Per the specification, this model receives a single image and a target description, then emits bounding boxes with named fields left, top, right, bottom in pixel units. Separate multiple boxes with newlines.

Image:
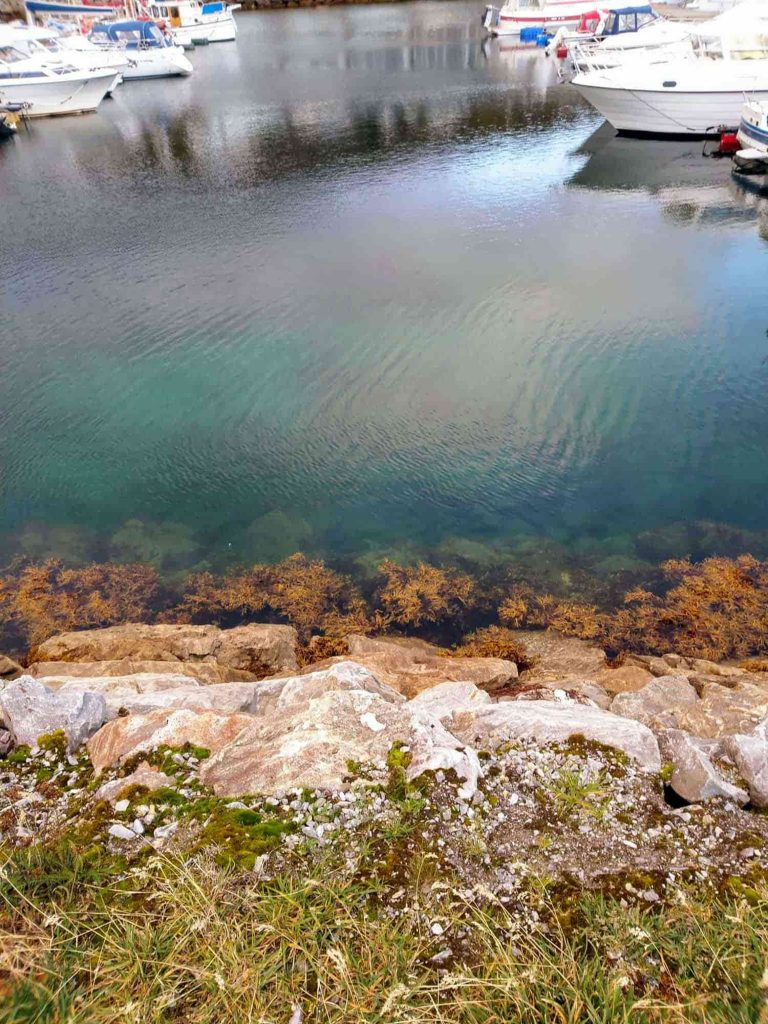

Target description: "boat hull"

left=205, top=16, right=237, bottom=42
left=490, top=0, right=598, bottom=36
left=575, top=81, right=768, bottom=135
left=120, top=48, right=193, bottom=79
left=0, top=69, right=115, bottom=117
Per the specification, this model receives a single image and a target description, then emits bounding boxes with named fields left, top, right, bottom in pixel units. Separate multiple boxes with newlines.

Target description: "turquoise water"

left=2, top=2, right=768, bottom=572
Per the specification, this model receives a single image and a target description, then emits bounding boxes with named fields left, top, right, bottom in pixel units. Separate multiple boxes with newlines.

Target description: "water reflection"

left=2, top=4, right=768, bottom=566
left=570, top=123, right=768, bottom=237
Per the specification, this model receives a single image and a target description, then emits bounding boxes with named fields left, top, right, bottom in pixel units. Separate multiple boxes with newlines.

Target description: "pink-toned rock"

left=673, top=680, right=768, bottom=739
left=512, top=630, right=606, bottom=682
left=28, top=659, right=257, bottom=684
left=87, top=709, right=253, bottom=772
left=32, top=623, right=298, bottom=679
left=200, top=689, right=479, bottom=799
left=296, top=634, right=517, bottom=699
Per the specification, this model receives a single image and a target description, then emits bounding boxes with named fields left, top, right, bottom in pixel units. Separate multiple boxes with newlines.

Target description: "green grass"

left=1, top=842, right=767, bottom=1024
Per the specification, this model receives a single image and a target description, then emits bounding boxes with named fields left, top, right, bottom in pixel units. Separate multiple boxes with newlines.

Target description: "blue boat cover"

left=90, top=18, right=167, bottom=44
left=201, top=2, right=226, bottom=12
left=26, top=0, right=116, bottom=12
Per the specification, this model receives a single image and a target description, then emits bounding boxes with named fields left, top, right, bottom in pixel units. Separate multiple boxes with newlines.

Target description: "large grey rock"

left=200, top=689, right=480, bottom=800
left=87, top=708, right=255, bottom=772
left=296, top=635, right=517, bottom=698
left=0, top=675, right=107, bottom=751
left=32, top=623, right=298, bottom=679
left=449, top=702, right=661, bottom=771
left=407, top=681, right=492, bottom=726
left=671, top=680, right=768, bottom=738
left=611, top=676, right=699, bottom=731
left=659, top=729, right=749, bottom=805
left=720, top=719, right=768, bottom=808
left=29, top=659, right=258, bottom=685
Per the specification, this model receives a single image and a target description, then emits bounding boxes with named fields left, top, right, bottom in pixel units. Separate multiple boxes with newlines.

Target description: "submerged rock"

left=449, top=702, right=661, bottom=771
left=200, top=688, right=480, bottom=799
left=0, top=655, right=23, bottom=681
left=32, top=623, right=299, bottom=679
left=0, top=676, right=106, bottom=752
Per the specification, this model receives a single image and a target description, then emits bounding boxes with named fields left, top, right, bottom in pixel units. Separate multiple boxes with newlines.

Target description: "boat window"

left=0, top=45, right=28, bottom=63
left=170, top=7, right=180, bottom=17
left=636, top=12, right=655, bottom=29
left=113, top=28, right=143, bottom=41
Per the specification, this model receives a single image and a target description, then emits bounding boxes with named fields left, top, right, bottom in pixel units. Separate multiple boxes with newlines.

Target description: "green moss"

left=385, top=742, right=414, bottom=803
left=37, top=730, right=68, bottom=759
left=7, top=744, right=31, bottom=765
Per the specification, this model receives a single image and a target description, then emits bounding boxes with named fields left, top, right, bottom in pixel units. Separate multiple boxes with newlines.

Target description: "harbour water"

left=2, top=1, right=768, bottom=571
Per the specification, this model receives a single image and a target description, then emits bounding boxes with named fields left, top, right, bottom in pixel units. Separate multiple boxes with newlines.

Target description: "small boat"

left=89, top=19, right=193, bottom=78
left=737, top=96, right=768, bottom=151
left=143, top=0, right=239, bottom=46
left=483, top=0, right=602, bottom=37
left=0, top=34, right=117, bottom=115
left=572, top=0, right=768, bottom=136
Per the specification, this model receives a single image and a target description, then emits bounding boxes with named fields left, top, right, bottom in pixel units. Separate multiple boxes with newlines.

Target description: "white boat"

left=7, top=24, right=131, bottom=80
left=567, top=9, right=694, bottom=69
left=146, top=0, right=239, bottom=45
left=573, top=0, right=768, bottom=135
left=483, top=0, right=601, bottom=37
left=0, top=37, right=116, bottom=115
left=737, top=95, right=768, bottom=149
left=89, top=19, right=193, bottom=78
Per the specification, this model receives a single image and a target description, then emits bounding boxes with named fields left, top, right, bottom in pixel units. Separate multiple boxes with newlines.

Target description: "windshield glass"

left=0, top=45, right=28, bottom=63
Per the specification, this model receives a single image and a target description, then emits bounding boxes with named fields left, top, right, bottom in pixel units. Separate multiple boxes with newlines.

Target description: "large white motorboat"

left=89, top=19, right=193, bottom=78
left=483, top=0, right=602, bottom=37
left=567, top=8, right=694, bottom=70
left=7, top=24, right=131, bottom=79
left=145, top=0, right=239, bottom=45
left=572, top=0, right=768, bottom=135
left=0, top=34, right=116, bottom=115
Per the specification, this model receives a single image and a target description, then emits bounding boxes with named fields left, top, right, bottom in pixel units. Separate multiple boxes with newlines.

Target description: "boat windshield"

left=604, top=9, right=656, bottom=34
left=0, top=45, right=28, bottom=63
left=112, top=24, right=164, bottom=44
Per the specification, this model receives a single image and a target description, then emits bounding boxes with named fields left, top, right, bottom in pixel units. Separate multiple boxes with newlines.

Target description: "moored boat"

left=483, top=0, right=601, bottom=37
left=145, top=0, right=239, bottom=45
left=0, top=33, right=117, bottom=115
left=737, top=96, right=768, bottom=151
left=572, top=0, right=768, bottom=136
left=89, top=19, right=193, bottom=78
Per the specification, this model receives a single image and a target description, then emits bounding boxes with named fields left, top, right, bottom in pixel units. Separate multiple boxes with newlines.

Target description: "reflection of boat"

left=570, top=121, right=768, bottom=227
left=90, top=20, right=193, bottom=78
left=0, top=32, right=117, bottom=116
left=483, top=0, right=602, bottom=37
left=573, top=1, right=768, bottom=135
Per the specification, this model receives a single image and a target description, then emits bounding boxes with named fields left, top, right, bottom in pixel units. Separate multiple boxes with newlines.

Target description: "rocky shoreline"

left=2, top=622, right=767, bottom=1019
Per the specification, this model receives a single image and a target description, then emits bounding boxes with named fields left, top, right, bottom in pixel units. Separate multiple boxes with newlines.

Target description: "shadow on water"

left=569, top=122, right=768, bottom=237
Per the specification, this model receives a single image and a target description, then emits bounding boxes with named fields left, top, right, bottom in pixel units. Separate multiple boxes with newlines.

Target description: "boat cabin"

left=147, top=0, right=204, bottom=30
left=90, top=19, right=171, bottom=47
left=601, top=5, right=657, bottom=36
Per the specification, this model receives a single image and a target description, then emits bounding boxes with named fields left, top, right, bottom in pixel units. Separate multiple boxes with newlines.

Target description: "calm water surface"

left=2, top=2, right=768, bottom=569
